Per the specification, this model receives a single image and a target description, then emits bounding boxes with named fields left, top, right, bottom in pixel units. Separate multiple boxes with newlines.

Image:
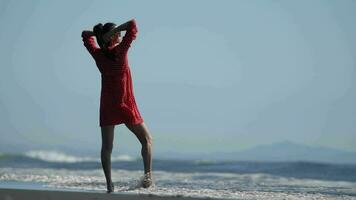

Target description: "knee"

left=142, top=135, right=153, bottom=147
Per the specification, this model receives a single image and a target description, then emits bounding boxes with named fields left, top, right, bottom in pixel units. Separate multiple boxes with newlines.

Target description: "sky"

left=0, top=0, right=355, bottom=157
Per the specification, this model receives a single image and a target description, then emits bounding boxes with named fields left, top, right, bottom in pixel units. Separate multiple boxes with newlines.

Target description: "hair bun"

left=93, top=23, right=103, bottom=35
left=93, top=23, right=106, bottom=49
left=103, top=22, right=116, bottom=34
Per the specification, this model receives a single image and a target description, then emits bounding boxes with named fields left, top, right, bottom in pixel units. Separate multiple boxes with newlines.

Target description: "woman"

left=81, top=19, right=153, bottom=192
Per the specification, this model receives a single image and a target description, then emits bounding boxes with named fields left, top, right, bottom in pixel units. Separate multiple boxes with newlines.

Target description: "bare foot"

left=141, top=172, right=153, bottom=188
left=106, top=182, right=114, bottom=193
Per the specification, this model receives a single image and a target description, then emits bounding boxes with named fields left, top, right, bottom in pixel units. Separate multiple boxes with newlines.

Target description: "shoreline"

left=0, top=187, right=216, bottom=200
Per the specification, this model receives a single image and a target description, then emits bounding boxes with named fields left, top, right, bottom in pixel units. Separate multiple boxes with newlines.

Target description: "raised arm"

left=119, top=19, right=138, bottom=51
left=102, top=19, right=138, bottom=50
left=102, top=19, right=134, bottom=43
left=81, top=30, right=100, bottom=57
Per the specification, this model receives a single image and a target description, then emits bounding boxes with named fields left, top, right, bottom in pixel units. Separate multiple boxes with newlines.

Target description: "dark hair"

left=93, top=22, right=117, bottom=61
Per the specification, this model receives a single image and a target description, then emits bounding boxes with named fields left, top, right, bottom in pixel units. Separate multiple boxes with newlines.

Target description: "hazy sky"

left=0, top=0, right=355, bottom=156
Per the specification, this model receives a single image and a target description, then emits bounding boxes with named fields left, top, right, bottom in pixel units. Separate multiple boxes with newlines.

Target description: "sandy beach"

left=0, top=188, right=213, bottom=200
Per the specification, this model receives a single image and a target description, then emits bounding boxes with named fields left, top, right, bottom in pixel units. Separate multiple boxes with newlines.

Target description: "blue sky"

left=0, top=0, right=355, bottom=156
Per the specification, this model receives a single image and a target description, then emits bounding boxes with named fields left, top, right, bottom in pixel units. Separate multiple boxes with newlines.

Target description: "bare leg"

left=101, top=125, right=115, bottom=192
left=125, top=122, right=153, bottom=174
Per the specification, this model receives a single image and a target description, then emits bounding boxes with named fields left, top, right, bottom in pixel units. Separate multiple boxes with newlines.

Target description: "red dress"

left=82, top=19, right=144, bottom=127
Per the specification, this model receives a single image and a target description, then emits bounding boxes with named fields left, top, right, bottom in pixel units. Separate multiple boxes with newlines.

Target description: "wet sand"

left=0, top=188, right=214, bottom=200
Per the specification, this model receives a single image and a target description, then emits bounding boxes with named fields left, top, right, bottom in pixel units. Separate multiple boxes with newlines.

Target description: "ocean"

left=0, top=150, right=355, bottom=199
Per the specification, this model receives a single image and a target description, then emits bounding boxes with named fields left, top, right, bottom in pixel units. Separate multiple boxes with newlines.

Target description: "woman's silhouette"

left=81, top=19, right=153, bottom=192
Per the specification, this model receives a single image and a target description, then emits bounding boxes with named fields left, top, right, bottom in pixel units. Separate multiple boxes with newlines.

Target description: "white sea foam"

left=24, top=150, right=136, bottom=163
left=0, top=167, right=355, bottom=199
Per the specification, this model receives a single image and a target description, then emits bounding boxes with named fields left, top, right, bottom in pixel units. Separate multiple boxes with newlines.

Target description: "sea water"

left=0, top=150, right=355, bottom=199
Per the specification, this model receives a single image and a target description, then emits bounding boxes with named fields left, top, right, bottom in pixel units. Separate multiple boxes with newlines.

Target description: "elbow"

left=129, top=18, right=136, bottom=24
left=81, top=31, right=87, bottom=38
left=81, top=30, right=94, bottom=38
left=129, top=19, right=137, bottom=29
left=128, top=19, right=138, bottom=34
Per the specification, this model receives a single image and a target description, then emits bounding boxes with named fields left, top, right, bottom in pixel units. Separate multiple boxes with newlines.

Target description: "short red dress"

left=82, top=19, right=144, bottom=127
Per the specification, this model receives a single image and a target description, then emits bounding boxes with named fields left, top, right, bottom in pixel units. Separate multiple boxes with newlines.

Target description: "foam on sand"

left=1, top=167, right=355, bottom=199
